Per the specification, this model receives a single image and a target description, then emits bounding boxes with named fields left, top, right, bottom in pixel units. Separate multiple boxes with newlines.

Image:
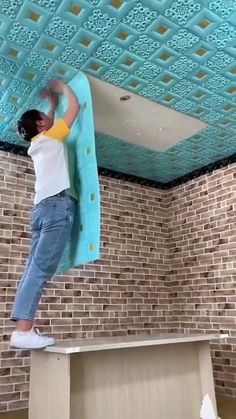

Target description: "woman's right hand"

left=48, top=80, right=79, bottom=128
left=39, top=87, right=59, bottom=106
left=48, top=79, right=66, bottom=94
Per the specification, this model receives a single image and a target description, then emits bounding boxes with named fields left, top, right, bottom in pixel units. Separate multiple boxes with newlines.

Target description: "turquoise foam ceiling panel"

left=51, top=72, right=100, bottom=273
left=0, top=0, right=235, bottom=183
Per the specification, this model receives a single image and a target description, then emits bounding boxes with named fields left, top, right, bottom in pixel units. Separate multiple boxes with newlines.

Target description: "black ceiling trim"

left=99, top=153, right=236, bottom=189
left=98, top=167, right=166, bottom=188
left=165, top=153, right=236, bottom=188
left=1, top=141, right=235, bottom=189
left=0, top=140, right=28, bottom=156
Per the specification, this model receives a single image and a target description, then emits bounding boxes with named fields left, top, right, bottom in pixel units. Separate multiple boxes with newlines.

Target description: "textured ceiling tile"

left=135, top=61, right=162, bottom=81
left=84, top=8, right=118, bottom=37
left=0, top=41, right=28, bottom=66
left=203, top=74, right=229, bottom=91
left=7, top=22, right=40, bottom=48
left=103, top=0, right=135, bottom=17
left=101, top=66, right=128, bottom=85
left=164, top=0, right=201, bottom=25
left=71, top=28, right=101, bottom=53
left=206, top=51, right=235, bottom=72
left=81, top=57, right=107, bottom=77
left=0, top=15, right=13, bottom=37
left=25, top=51, right=54, bottom=72
left=172, top=98, right=195, bottom=113
left=148, top=15, right=179, bottom=42
left=209, top=0, right=235, bottom=19
left=167, top=29, right=199, bottom=53
left=0, top=101, right=18, bottom=116
left=59, top=45, right=87, bottom=66
left=1, top=0, right=24, bottom=19
left=47, top=61, right=78, bottom=82
left=0, top=56, right=19, bottom=76
left=170, top=80, right=197, bottom=96
left=29, top=0, right=61, bottom=12
left=0, top=0, right=235, bottom=183
left=123, top=2, right=157, bottom=32
left=107, top=22, right=138, bottom=48
left=139, top=84, right=164, bottom=101
left=129, top=34, right=160, bottom=59
left=169, top=56, right=198, bottom=77
left=15, top=1, right=52, bottom=31
left=93, top=40, right=123, bottom=64
left=207, top=22, right=236, bottom=50
left=186, top=8, right=222, bottom=38
left=45, top=16, right=78, bottom=43
left=120, top=75, right=146, bottom=92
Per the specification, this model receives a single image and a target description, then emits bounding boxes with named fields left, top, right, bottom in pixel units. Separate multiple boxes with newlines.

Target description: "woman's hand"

left=39, top=86, right=59, bottom=122
left=47, top=79, right=79, bottom=128
left=39, top=88, right=59, bottom=107
left=48, top=79, right=67, bottom=94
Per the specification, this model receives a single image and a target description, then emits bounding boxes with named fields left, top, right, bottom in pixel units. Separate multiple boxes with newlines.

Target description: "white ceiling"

left=90, top=76, right=208, bottom=152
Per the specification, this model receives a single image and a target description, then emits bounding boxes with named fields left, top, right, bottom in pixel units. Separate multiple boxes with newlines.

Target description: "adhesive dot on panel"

left=111, top=0, right=123, bottom=9
left=44, top=42, right=56, bottom=51
left=123, top=58, right=134, bottom=66
left=89, top=243, right=96, bottom=251
left=195, top=71, right=207, bottom=79
left=70, top=5, right=81, bottom=15
left=195, top=48, right=208, bottom=57
left=226, top=86, right=236, bottom=94
left=193, top=91, right=206, bottom=99
left=27, top=11, right=41, bottom=21
left=58, top=67, right=66, bottom=75
left=163, top=95, right=174, bottom=102
left=25, top=72, right=36, bottom=80
left=80, top=37, right=92, bottom=47
left=118, top=31, right=129, bottom=40
left=9, top=48, right=19, bottom=57
left=223, top=104, right=233, bottom=111
left=159, top=51, right=171, bottom=61
left=156, top=25, right=168, bottom=35
left=193, top=107, right=204, bottom=114
left=129, top=80, right=140, bottom=88
left=161, top=75, right=173, bottom=84
left=197, top=19, right=210, bottom=29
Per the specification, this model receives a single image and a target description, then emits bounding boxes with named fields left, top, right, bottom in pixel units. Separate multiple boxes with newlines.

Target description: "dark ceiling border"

left=99, top=152, right=236, bottom=189
left=1, top=140, right=235, bottom=190
left=0, top=140, right=28, bottom=156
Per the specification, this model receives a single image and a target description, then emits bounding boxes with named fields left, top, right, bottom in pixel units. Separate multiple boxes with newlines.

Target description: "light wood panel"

left=29, top=352, right=70, bottom=419
left=71, top=343, right=204, bottom=419
left=29, top=340, right=219, bottom=419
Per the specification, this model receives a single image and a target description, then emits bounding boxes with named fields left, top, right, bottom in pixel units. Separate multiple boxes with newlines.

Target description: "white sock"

left=15, top=329, right=32, bottom=335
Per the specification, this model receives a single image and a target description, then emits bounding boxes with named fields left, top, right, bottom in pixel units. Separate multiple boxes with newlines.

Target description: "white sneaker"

left=10, top=328, right=55, bottom=349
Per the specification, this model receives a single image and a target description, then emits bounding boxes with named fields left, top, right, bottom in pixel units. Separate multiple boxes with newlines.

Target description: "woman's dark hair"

left=17, top=109, right=42, bottom=142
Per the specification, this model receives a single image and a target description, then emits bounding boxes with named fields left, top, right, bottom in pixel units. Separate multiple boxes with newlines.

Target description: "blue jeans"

left=11, top=192, right=76, bottom=321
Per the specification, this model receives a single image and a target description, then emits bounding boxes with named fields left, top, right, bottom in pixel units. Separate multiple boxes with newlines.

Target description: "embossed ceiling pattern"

left=0, top=0, right=235, bottom=182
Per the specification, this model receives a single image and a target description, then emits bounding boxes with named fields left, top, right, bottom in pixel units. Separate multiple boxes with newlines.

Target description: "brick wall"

left=168, top=164, right=236, bottom=397
left=0, top=151, right=172, bottom=412
left=0, top=150, right=235, bottom=411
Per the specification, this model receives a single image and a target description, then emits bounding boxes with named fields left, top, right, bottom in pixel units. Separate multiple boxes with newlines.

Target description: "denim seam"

left=27, top=220, right=72, bottom=319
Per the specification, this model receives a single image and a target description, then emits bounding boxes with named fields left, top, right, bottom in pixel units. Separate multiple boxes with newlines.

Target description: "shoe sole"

left=10, top=342, right=55, bottom=350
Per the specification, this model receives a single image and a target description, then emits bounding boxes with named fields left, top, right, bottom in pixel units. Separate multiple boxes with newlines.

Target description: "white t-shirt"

left=28, top=119, right=71, bottom=205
